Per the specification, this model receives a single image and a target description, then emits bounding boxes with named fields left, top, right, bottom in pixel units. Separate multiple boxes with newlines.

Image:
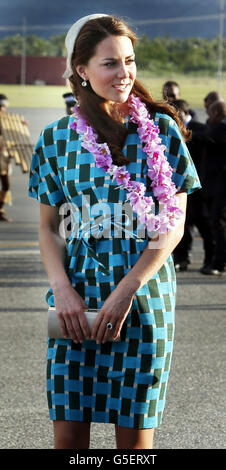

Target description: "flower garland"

left=69, top=94, right=183, bottom=234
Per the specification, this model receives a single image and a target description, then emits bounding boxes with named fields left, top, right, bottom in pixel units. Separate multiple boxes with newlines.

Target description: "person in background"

left=0, top=94, right=12, bottom=222
left=204, top=91, right=222, bottom=119
left=162, top=80, right=180, bottom=102
left=162, top=81, right=198, bottom=121
left=62, top=92, right=76, bottom=115
left=202, top=100, right=226, bottom=275
left=172, top=99, right=214, bottom=272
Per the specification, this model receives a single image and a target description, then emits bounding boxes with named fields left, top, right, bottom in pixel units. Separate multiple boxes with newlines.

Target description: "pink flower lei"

left=70, top=94, right=183, bottom=234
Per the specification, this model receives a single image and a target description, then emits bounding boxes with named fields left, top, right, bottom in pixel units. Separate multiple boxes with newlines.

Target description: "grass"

left=0, top=73, right=225, bottom=108
left=138, top=72, right=226, bottom=108
left=0, top=84, right=69, bottom=108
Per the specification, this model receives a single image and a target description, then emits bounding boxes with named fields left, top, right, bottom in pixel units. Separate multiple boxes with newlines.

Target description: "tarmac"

left=0, top=107, right=225, bottom=450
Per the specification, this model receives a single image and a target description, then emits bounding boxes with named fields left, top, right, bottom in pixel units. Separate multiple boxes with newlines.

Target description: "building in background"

left=0, top=56, right=66, bottom=85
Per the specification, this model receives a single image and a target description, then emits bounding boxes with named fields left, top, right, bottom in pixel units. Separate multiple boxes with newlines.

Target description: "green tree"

left=49, top=34, right=66, bottom=57
left=25, top=35, right=51, bottom=56
left=1, top=34, right=23, bottom=55
left=0, top=33, right=225, bottom=74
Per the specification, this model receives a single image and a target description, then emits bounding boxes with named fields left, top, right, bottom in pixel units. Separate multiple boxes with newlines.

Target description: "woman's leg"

left=53, top=421, right=91, bottom=449
left=115, top=425, right=154, bottom=449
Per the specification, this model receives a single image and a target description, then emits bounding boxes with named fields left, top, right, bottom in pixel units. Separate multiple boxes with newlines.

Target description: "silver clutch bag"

left=48, top=307, right=120, bottom=341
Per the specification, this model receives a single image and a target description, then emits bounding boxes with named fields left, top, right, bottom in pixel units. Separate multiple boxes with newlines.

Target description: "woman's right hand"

left=53, top=285, right=89, bottom=342
left=38, top=204, right=89, bottom=342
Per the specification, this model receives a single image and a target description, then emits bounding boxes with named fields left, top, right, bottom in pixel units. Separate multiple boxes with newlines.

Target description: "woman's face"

left=76, top=35, right=136, bottom=104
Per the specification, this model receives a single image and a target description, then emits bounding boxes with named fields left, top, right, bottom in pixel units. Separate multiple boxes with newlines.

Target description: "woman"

left=28, top=14, right=200, bottom=449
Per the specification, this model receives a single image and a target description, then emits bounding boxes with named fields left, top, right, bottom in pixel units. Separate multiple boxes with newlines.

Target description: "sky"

left=0, top=0, right=225, bottom=38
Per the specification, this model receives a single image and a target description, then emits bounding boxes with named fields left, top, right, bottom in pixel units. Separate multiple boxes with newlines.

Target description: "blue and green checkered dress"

left=28, top=111, right=200, bottom=429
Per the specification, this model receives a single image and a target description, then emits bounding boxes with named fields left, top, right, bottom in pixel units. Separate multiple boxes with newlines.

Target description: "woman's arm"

left=123, top=192, right=187, bottom=289
left=92, top=192, right=187, bottom=343
left=39, top=203, right=89, bottom=342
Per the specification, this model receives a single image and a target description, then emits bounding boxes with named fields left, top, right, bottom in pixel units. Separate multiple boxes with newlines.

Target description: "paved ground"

left=0, top=107, right=225, bottom=449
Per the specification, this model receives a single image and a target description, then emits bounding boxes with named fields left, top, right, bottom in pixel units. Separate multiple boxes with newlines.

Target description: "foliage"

left=135, top=34, right=225, bottom=74
left=0, top=33, right=225, bottom=74
left=0, top=33, right=66, bottom=57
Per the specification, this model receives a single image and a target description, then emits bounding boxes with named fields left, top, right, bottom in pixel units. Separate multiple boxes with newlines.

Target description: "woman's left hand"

left=91, top=286, right=135, bottom=343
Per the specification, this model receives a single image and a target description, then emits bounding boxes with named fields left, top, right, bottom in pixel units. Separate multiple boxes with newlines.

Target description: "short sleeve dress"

left=28, top=110, right=200, bottom=429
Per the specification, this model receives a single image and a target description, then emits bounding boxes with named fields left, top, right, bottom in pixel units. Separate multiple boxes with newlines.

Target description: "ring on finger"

left=106, top=322, right=113, bottom=330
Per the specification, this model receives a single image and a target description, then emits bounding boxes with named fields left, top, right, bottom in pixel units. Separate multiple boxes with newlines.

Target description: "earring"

left=81, top=79, right=87, bottom=87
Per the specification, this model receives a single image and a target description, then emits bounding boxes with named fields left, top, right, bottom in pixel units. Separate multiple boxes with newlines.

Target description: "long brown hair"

left=69, top=16, right=190, bottom=166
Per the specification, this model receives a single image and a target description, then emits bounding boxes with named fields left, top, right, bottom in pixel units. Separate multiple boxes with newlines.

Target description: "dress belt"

left=67, top=215, right=144, bottom=278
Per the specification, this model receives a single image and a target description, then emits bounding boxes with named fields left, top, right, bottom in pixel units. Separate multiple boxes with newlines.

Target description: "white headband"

left=63, top=13, right=109, bottom=79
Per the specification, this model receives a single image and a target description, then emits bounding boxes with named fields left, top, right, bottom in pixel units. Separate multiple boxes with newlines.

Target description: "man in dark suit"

left=172, top=99, right=214, bottom=272
left=202, top=100, right=226, bottom=274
